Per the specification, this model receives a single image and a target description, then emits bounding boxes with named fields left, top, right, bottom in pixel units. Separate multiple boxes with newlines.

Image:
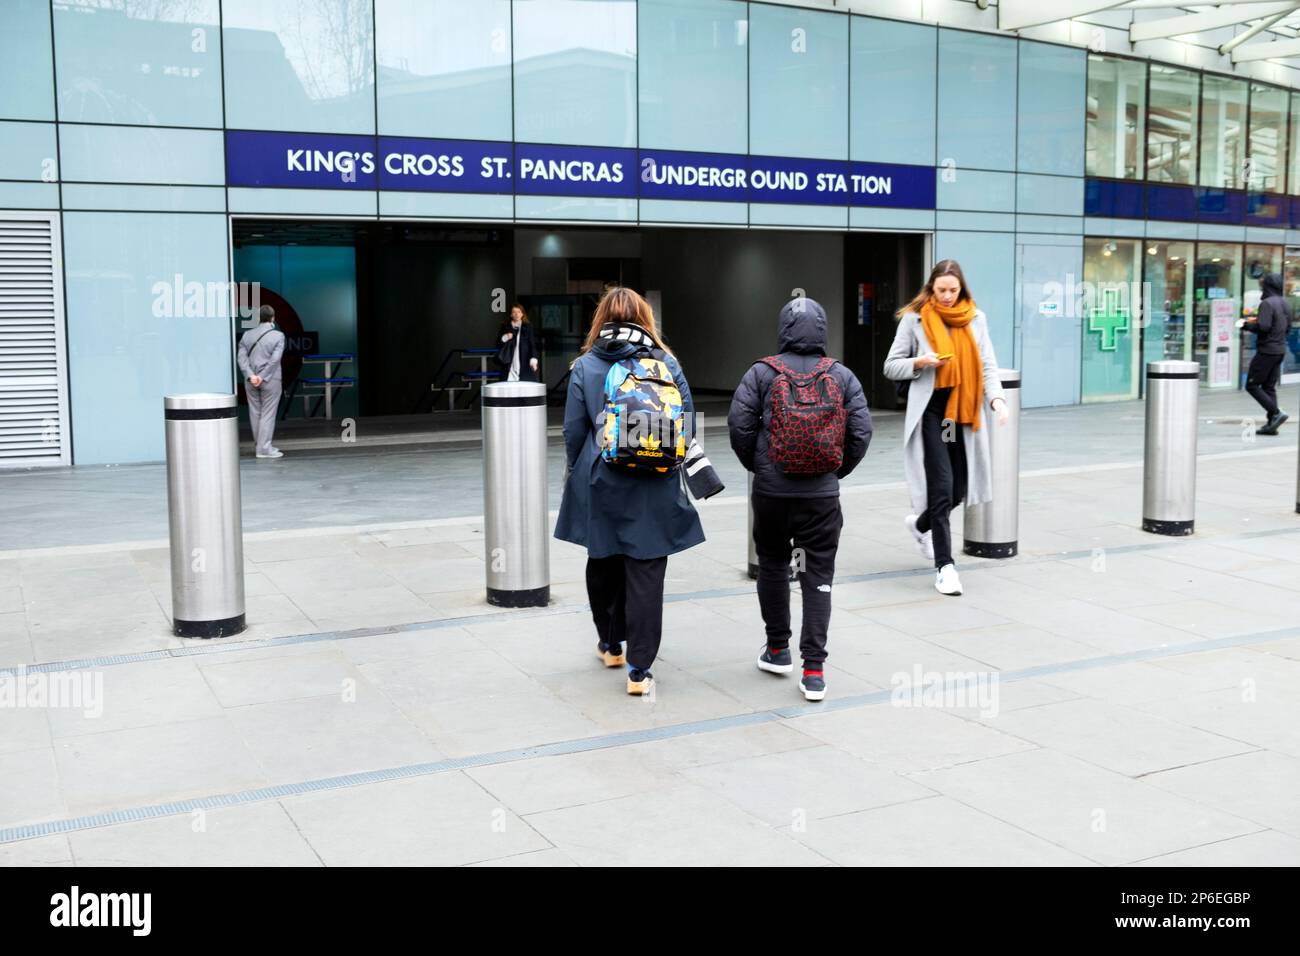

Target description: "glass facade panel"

left=1199, top=74, right=1248, bottom=189
left=850, top=17, right=935, bottom=165
left=223, top=0, right=376, bottom=134
left=1193, top=241, right=1243, bottom=387
left=53, top=0, right=223, bottom=127
left=1290, top=94, right=1300, bottom=197
left=0, top=121, right=57, bottom=181
left=749, top=4, right=847, bottom=160
left=59, top=125, right=225, bottom=185
left=1142, top=240, right=1193, bottom=370
left=1018, top=41, right=1085, bottom=176
left=512, top=0, right=637, bottom=148
left=937, top=30, right=1017, bottom=172
left=1082, top=237, right=1142, bottom=401
left=0, top=0, right=55, bottom=121
left=375, top=0, right=512, bottom=141
left=639, top=0, right=747, bottom=153
left=1086, top=55, right=1146, bottom=180
left=63, top=212, right=232, bottom=464
left=1248, top=83, right=1287, bottom=193
left=1147, top=64, right=1198, bottom=184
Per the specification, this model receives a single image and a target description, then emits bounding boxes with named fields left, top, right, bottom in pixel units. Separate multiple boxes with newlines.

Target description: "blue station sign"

left=225, top=130, right=936, bottom=210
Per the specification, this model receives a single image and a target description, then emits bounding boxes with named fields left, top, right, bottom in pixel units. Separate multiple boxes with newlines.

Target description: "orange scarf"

left=919, top=298, right=983, bottom=431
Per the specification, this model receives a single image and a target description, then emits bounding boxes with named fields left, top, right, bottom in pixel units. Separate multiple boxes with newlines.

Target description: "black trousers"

left=585, top=555, right=667, bottom=672
left=1246, top=352, right=1284, bottom=419
left=752, top=493, right=843, bottom=666
left=915, top=387, right=967, bottom=569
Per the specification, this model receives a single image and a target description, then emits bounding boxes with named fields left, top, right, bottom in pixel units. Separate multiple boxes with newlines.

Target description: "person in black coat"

left=554, top=287, right=705, bottom=697
left=495, top=303, right=539, bottom=382
left=727, top=297, right=873, bottom=702
left=1240, top=272, right=1291, bottom=434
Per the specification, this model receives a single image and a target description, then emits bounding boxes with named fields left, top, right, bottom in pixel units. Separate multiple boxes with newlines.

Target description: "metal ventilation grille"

left=0, top=214, right=69, bottom=466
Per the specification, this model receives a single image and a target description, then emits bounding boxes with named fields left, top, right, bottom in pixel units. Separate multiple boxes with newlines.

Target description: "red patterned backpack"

left=759, top=356, right=846, bottom=475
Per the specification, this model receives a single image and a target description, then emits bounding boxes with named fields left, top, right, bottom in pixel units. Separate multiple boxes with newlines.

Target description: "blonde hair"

left=581, top=286, right=673, bottom=356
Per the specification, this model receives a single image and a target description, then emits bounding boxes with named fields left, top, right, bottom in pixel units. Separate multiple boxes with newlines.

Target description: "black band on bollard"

left=482, top=395, right=547, bottom=407
left=1146, top=371, right=1200, bottom=380
left=487, top=586, right=550, bottom=608
left=964, top=540, right=1018, bottom=559
left=173, top=613, right=246, bottom=639
left=1142, top=517, right=1194, bottom=536
left=164, top=407, right=238, bottom=420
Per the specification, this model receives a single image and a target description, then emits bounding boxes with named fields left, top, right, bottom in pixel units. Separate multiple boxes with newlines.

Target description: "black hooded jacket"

left=727, top=298, right=873, bottom=498
left=1245, top=272, right=1292, bottom=356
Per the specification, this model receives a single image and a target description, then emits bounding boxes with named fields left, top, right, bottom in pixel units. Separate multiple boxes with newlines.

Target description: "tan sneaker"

left=597, top=642, right=625, bottom=667
left=626, top=669, right=654, bottom=696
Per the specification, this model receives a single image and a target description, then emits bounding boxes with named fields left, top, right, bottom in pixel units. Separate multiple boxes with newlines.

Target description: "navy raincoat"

left=554, top=323, right=706, bottom=560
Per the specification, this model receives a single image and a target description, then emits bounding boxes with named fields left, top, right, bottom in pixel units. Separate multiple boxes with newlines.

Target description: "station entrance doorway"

left=229, top=219, right=927, bottom=447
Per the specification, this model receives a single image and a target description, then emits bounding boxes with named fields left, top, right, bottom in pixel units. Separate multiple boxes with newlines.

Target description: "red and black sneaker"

left=757, top=644, right=793, bottom=675
left=800, top=668, right=826, bottom=702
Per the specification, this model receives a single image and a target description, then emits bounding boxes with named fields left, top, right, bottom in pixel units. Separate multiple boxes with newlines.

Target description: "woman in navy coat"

left=554, top=287, right=705, bottom=696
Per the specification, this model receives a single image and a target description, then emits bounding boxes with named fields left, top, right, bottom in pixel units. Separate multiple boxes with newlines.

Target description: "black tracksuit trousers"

left=752, top=492, right=843, bottom=666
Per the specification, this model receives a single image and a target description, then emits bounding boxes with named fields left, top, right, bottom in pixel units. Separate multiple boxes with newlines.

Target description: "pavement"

left=0, top=387, right=1298, bottom=866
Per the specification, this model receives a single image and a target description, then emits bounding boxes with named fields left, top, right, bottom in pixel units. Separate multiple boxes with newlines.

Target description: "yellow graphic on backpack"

left=601, top=355, right=687, bottom=475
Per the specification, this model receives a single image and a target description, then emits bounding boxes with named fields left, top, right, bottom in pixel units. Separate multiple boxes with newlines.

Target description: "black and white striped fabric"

left=683, top=437, right=725, bottom=500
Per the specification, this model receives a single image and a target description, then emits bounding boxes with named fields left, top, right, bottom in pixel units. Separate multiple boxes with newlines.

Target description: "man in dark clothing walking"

left=727, top=297, right=873, bottom=701
left=1242, top=272, right=1292, bottom=435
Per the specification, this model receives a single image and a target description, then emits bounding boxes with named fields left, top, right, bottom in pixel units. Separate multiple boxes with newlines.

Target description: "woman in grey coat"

left=554, top=287, right=705, bottom=696
left=883, top=260, right=1008, bottom=596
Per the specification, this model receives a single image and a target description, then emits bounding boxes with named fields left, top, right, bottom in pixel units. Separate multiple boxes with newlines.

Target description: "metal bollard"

left=482, top=381, right=549, bottom=607
left=1295, top=402, right=1299, bottom=514
left=164, top=394, right=246, bottom=638
left=964, top=369, right=1021, bottom=558
left=1142, top=360, right=1200, bottom=535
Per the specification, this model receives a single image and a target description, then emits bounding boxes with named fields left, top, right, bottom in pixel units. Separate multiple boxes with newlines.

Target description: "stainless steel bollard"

left=1142, top=360, right=1200, bottom=535
left=964, top=369, right=1021, bottom=558
left=165, top=394, right=246, bottom=638
left=482, top=381, right=549, bottom=607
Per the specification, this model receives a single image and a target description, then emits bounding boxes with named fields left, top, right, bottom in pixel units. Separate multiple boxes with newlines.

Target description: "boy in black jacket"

left=727, top=297, right=873, bottom=701
left=1241, top=272, right=1292, bottom=435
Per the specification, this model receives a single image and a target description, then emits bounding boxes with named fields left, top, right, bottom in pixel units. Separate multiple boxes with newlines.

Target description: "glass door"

left=1142, top=240, right=1193, bottom=384
left=1193, top=242, right=1243, bottom=387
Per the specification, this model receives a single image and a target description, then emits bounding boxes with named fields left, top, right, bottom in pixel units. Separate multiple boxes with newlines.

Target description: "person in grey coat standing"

left=237, top=305, right=286, bottom=459
left=884, top=260, right=1008, bottom=596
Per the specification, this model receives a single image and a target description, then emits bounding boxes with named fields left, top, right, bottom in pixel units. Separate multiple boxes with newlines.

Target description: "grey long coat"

left=882, top=310, right=1006, bottom=515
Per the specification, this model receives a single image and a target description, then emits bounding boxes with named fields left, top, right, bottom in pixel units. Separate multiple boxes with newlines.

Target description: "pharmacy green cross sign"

left=1087, top=287, right=1130, bottom=352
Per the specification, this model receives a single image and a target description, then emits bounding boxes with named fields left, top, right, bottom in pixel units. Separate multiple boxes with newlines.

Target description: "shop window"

left=1142, top=240, right=1194, bottom=370
left=1200, top=74, right=1248, bottom=190
left=1193, top=242, right=1243, bottom=387
left=1086, top=55, right=1146, bottom=180
left=1247, top=83, right=1287, bottom=193
left=1082, top=237, right=1142, bottom=401
left=1147, top=65, right=1198, bottom=184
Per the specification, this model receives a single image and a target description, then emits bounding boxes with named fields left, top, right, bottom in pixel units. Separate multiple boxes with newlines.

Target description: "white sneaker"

left=905, top=514, right=934, bottom=562
left=255, top=450, right=284, bottom=459
left=935, top=563, right=962, bottom=596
